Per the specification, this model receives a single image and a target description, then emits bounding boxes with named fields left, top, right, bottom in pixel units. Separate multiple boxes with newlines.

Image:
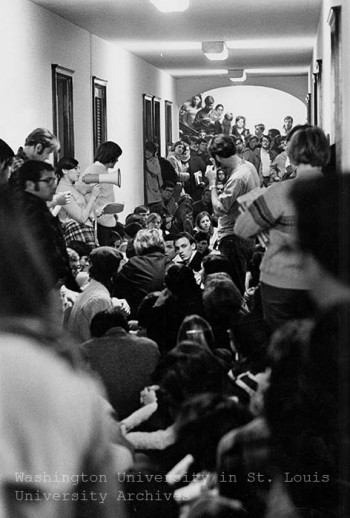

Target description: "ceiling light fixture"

left=202, top=41, right=228, bottom=61
left=150, top=0, right=190, bottom=13
left=228, top=69, right=247, bottom=82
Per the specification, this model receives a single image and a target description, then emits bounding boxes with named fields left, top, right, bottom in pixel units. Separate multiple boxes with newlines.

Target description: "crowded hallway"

left=1, top=0, right=350, bottom=517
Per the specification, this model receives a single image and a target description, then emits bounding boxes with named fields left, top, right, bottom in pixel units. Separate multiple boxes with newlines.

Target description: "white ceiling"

left=30, top=0, right=322, bottom=79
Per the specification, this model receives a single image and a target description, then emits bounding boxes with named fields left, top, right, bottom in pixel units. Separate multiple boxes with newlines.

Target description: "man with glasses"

left=17, top=160, right=78, bottom=291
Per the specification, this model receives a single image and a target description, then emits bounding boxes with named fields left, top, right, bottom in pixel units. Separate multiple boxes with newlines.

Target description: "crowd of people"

left=0, top=115, right=349, bottom=518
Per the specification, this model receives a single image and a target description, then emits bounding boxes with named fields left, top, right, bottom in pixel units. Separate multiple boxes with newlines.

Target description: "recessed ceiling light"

left=202, top=42, right=228, bottom=61
left=150, top=0, right=190, bottom=13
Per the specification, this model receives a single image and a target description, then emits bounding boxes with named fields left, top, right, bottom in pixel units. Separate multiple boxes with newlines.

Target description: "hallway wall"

left=0, top=0, right=177, bottom=215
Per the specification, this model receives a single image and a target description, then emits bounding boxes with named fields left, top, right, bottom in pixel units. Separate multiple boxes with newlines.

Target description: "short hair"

left=146, top=212, right=162, bottom=226
left=133, top=205, right=149, bottom=215
left=94, top=141, right=122, bottom=164
left=287, top=125, right=330, bottom=167
left=249, top=135, right=259, bottom=142
left=164, top=232, right=176, bottom=243
left=172, top=140, right=184, bottom=151
left=195, top=211, right=212, bottom=228
left=89, top=247, right=122, bottom=283
left=144, top=141, right=157, bottom=155
left=215, top=104, right=224, bottom=110
left=17, top=160, right=55, bottom=190
left=255, top=123, right=265, bottom=131
left=90, top=307, right=129, bottom=337
left=0, top=139, right=14, bottom=164
left=174, top=231, right=195, bottom=245
left=194, top=231, right=210, bottom=243
left=201, top=254, right=231, bottom=279
left=235, top=116, right=246, bottom=124
left=162, top=181, right=175, bottom=190
left=268, top=128, right=281, bottom=138
left=68, top=240, right=92, bottom=257
left=284, top=115, right=294, bottom=123
left=133, top=228, right=165, bottom=255
left=164, top=263, right=197, bottom=296
left=55, top=156, right=79, bottom=180
left=261, top=134, right=271, bottom=142
left=24, top=128, right=60, bottom=152
left=204, top=96, right=214, bottom=105
left=208, top=134, right=236, bottom=159
left=290, top=172, right=350, bottom=283
left=224, top=112, right=233, bottom=121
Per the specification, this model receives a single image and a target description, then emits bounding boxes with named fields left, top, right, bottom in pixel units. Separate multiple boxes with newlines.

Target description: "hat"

left=90, top=247, right=122, bottom=275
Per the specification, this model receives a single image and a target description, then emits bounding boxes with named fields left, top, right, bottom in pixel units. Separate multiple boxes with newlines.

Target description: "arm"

left=234, top=187, right=281, bottom=239
left=62, top=185, right=100, bottom=224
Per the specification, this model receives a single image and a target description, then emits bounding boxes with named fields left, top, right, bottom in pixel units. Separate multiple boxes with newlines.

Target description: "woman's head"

left=55, top=156, right=79, bottom=182
left=196, top=211, right=212, bottom=232
left=146, top=212, right=162, bottom=230
left=172, top=141, right=184, bottom=156
left=177, top=314, right=215, bottom=351
left=191, top=95, right=202, bottom=108
left=94, top=141, right=122, bottom=166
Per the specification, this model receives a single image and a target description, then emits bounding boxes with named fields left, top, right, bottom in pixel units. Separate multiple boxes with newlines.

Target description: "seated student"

left=194, top=211, right=218, bottom=249
left=164, top=232, right=177, bottom=261
left=193, top=187, right=216, bottom=224
left=170, top=201, right=194, bottom=235
left=68, top=247, right=130, bottom=342
left=143, top=264, right=204, bottom=355
left=174, top=232, right=198, bottom=270
left=80, top=308, right=160, bottom=420
left=158, top=181, right=178, bottom=217
left=113, top=228, right=168, bottom=319
left=191, top=231, right=211, bottom=272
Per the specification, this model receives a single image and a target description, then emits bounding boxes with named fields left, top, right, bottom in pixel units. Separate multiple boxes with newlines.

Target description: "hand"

left=140, top=385, right=159, bottom=406
left=205, top=164, right=217, bottom=185
left=111, top=297, right=130, bottom=316
left=54, top=191, right=71, bottom=206
left=91, top=185, right=100, bottom=198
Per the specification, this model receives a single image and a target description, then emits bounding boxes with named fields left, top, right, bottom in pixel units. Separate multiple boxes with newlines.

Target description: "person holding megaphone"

left=77, top=141, right=124, bottom=246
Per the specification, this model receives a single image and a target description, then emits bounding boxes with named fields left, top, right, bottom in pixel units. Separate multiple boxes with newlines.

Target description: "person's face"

left=261, top=137, right=270, bottom=150
left=249, top=138, right=258, bottom=150
left=164, top=240, right=176, bottom=260
left=199, top=142, right=207, bottom=153
left=29, top=170, right=57, bottom=201
left=66, top=164, right=80, bottom=183
left=216, top=183, right=224, bottom=194
left=284, top=118, right=293, bottom=130
left=27, top=144, right=53, bottom=162
left=145, top=149, right=153, bottom=160
left=217, top=170, right=226, bottom=182
left=69, top=256, right=81, bottom=277
left=189, top=141, right=198, bottom=152
left=216, top=106, right=224, bottom=115
left=194, top=96, right=201, bottom=106
left=237, top=118, right=245, bottom=128
left=196, top=240, right=209, bottom=255
left=199, top=215, right=211, bottom=232
left=202, top=190, right=211, bottom=204
left=139, top=210, right=150, bottom=225
left=235, top=139, right=244, bottom=153
left=80, top=255, right=91, bottom=272
left=255, top=127, right=264, bottom=137
left=205, top=102, right=214, bottom=111
left=162, top=187, right=174, bottom=201
left=174, top=144, right=184, bottom=156
left=175, top=237, right=195, bottom=262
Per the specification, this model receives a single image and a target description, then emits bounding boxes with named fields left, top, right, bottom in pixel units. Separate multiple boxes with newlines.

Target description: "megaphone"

left=83, top=168, right=121, bottom=187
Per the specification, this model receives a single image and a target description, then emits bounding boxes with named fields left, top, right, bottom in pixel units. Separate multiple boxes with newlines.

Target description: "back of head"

left=203, top=273, right=244, bottom=322
left=90, top=307, right=129, bottom=338
left=17, top=160, right=55, bottom=190
left=177, top=314, right=215, bottom=351
left=209, top=134, right=236, bottom=159
left=165, top=263, right=198, bottom=296
left=202, top=254, right=231, bottom=281
left=89, top=246, right=122, bottom=284
left=133, top=228, right=165, bottom=255
left=144, top=141, right=157, bottom=155
left=287, top=124, right=330, bottom=167
left=94, top=141, right=122, bottom=164
left=24, top=128, right=60, bottom=152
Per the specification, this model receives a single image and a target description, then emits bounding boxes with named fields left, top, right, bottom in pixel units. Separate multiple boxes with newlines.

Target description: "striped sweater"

left=234, top=179, right=308, bottom=290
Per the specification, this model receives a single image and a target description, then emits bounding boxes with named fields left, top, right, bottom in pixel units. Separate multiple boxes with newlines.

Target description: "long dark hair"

left=56, top=156, right=79, bottom=180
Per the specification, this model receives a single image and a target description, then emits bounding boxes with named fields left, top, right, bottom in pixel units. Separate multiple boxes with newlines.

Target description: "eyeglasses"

left=38, top=177, right=57, bottom=186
